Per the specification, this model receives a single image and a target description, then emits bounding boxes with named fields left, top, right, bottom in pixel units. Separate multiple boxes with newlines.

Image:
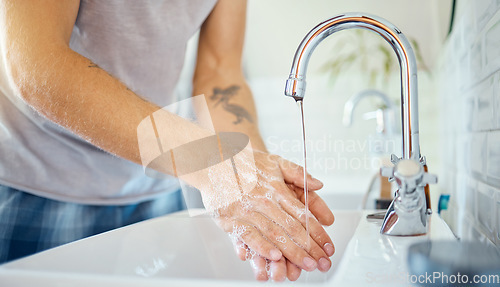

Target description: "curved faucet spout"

left=284, top=13, right=420, bottom=160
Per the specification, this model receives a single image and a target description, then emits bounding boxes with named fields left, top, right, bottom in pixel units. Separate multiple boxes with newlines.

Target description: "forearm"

left=6, top=46, right=212, bottom=165
left=193, top=70, right=267, bottom=152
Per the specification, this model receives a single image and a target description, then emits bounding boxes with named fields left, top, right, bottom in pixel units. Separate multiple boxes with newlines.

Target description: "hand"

left=231, top=153, right=335, bottom=281
left=212, top=151, right=335, bottom=276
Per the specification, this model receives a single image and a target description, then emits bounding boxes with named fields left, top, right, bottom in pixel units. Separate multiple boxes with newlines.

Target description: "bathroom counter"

left=331, top=211, right=456, bottom=286
left=0, top=209, right=455, bottom=286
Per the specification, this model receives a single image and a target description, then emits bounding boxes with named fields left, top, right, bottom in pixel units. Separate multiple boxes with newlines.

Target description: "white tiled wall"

left=438, top=0, right=500, bottom=246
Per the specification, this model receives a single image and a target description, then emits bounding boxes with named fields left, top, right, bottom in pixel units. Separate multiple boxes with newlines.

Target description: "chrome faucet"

left=284, top=13, right=437, bottom=236
left=380, top=156, right=437, bottom=235
left=343, top=89, right=396, bottom=137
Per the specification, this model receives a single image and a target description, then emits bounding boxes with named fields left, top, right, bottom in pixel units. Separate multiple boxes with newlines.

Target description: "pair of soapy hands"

left=211, top=151, right=335, bottom=282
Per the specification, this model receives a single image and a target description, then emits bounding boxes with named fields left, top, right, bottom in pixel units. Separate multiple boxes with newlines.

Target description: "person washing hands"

left=0, top=0, right=335, bottom=281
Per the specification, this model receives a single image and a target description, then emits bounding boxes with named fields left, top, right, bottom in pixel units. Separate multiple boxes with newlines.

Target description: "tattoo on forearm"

left=87, top=61, right=111, bottom=77
left=88, top=61, right=137, bottom=96
left=210, top=85, right=254, bottom=125
left=88, top=61, right=99, bottom=68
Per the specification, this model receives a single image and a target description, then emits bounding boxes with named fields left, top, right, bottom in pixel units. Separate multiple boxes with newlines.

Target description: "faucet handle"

left=380, top=159, right=437, bottom=193
left=379, top=154, right=401, bottom=182
left=380, top=165, right=395, bottom=179
left=390, top=154, right=400, bottom=165
left=422, top=173, right=438, bottom=185
left=419, top=156, right=428, bottom=166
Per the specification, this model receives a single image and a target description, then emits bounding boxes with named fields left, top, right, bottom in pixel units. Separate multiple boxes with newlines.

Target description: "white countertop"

left=332, top=211, right=456, bottom=286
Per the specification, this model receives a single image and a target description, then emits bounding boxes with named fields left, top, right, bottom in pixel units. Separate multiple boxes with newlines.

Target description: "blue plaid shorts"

left=0, top=184, right=186, bottom=264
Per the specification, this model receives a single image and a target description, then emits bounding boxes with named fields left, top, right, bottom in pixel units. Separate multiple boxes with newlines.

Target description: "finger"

left=243, top=210, right=318, bottom=272
left=277, top=193, right=334, bottom=269
left=269, top=256, right=287, bottom=282
left=233, top=239, right=247, bottom=261
left=292, top=186, right=335, bottom=226
left=216, top=218, right=282, bottom=261
left=286, top=260, right=302, bottom=281
left=278, top=157, right=323, bottom=190
left=250, top=255, right=269, bottom=281
left=299, top=208, right=335, bottom=260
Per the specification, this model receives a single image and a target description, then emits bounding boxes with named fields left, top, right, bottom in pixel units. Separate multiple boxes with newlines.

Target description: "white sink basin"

left=0, top=209, right=362, bottom=286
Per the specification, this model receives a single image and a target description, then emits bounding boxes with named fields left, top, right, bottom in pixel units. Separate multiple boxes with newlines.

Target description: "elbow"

left=2, top=47, right=34, bottom=103
left=2, top=45, right=58, bottom=106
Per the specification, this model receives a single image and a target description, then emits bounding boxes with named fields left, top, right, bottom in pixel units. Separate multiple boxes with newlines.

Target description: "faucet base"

left=380, top=193, right=431, bottom=236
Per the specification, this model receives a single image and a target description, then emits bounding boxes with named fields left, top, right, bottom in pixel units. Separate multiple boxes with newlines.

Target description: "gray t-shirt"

left=0, top=0, right=218, bottom=204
